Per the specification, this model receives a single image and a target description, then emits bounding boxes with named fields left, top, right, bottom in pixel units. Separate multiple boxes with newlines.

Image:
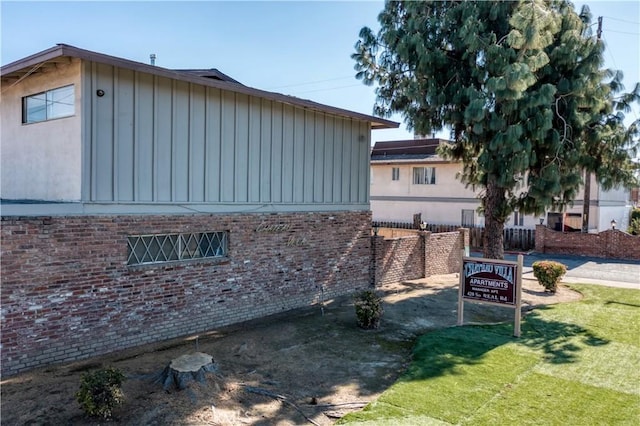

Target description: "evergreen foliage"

left=353, top=0, right=639, bottom=258
left=628, top=207, right=640, bottom=235
left=76, top=367, right=125, bottom=419
left=354, top=290, right=384, bottom=329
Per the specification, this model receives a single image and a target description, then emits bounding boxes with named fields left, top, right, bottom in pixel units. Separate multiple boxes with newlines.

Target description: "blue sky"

left=2, top=0, right=638, bottom=143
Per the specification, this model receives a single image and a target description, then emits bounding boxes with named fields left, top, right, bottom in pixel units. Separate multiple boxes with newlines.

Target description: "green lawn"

left=339, top=285, right=640, bottom=425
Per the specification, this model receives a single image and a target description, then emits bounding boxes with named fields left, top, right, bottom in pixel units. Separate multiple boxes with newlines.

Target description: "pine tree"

left=354, top=0, right=639, bottom=258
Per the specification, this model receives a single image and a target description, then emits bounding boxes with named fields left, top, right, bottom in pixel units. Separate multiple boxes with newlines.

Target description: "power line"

left=600, top=37, right=620, bottom=76
left=602, top=16, right=640, bottom=25
left=606, top=29, right=640, bottom=36
left=600, top=35, right=639, bottom=122
left=290, top=83, right=364, bottom=95
left=266, top=75, right=355, bottom=90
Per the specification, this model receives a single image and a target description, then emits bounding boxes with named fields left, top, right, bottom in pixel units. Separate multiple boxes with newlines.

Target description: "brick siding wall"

left=372, top=228, right=467, bottom=286
left=534, top=225, right=640, bottom=260
left=1, top=211, right=371, bottom=377
left=372, top=234, right=424, bottom=285
left=424, top=231, right=466, bottom=276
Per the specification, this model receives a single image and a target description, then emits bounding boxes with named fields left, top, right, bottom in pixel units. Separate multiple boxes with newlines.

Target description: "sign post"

left=458, top=253, right=523, bottom=337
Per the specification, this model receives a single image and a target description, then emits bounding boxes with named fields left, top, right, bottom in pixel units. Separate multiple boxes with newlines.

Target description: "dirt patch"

left=0, top=275, right=581, bottom=425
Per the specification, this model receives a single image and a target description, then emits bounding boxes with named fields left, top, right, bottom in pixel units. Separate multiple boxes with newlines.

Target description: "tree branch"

left=243, top=385, right=321, bottom=426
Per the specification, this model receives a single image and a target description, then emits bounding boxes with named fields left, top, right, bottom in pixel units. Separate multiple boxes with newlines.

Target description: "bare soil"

left=0, top=275, right=581, bottom=425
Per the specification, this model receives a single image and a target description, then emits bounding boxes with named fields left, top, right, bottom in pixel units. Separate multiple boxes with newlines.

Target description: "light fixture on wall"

left=611, top=219, right=617, bottom=230
left=373, top=226, right=379, bottom=236
left=96, top=89, right=105, bottom=97
left=419, top=221, right=427, bottom=231
left=539, top=217, right=544, bottom=225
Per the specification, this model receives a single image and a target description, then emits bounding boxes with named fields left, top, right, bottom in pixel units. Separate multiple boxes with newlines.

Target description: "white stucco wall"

left=597, top=182, right=630, bottom=203
left=1, top=59, right=82, bottom=201
left=371, top=198, right=482, bottom=225
left=591, top=179, right=630, bottom=231
left=371, top=161, right=477, bottom=198
left=371, top=161, right=630, bottom=231
left=597, top=205, right=631, bottom=231
left=371, top=161, right=482, bottom=225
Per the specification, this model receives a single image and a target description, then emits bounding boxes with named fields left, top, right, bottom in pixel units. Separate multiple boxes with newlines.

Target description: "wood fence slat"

left=372, top=221, right=535, bottom=251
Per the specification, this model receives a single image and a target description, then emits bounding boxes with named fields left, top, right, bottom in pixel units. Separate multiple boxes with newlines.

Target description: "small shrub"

left=532, top=260, right=567, bottom=293
left=628, top=208, right=640, bottom=235
left=76, top=367, right=125, bottom=419
left=354, top=290, right=384, bottom=329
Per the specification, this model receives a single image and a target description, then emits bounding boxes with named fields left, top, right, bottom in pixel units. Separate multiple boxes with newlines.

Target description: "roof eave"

left=1, top=44, right=66, bottom=75
left=2, top=44, right=399, bottom=130
left=370, top=158, right=455, bottom=164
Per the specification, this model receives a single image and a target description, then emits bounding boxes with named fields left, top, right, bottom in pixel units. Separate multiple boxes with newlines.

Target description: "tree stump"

left=157, top=352, right=217, bottom=390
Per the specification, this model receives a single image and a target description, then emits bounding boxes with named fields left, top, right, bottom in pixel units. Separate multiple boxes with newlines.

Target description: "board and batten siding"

left=83, top=62, right=371, bottom=209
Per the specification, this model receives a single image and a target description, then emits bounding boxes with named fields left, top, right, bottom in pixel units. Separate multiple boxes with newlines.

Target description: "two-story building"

left=0, top=44, right=398, bottom=376
left=370, top=138, right=631, bottom=231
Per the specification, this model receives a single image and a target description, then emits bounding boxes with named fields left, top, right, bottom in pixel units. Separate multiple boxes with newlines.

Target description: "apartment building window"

left=461, top=209, right=475, bottom=227
left=413, top=167, right=436, bottom=185
left=127, top=231, right=228, bottom=265
left=392, top=167, right=400, bottom=181
left=22, top=84, right=75, bottom=124
left=513, top=211, right=524, bottom=227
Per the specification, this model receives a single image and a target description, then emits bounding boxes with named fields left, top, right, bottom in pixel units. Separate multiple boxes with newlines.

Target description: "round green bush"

left=532, top=260, right=567, bottom=293
left=354, top=290, right=384, bottom=329
left=76, top=367, right=125, bottom=419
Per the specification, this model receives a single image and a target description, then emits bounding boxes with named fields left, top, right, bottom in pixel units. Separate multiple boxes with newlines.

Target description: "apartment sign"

left=458, top=254, right=523, bottom=337
left=462, top=259, right=517, bottom=305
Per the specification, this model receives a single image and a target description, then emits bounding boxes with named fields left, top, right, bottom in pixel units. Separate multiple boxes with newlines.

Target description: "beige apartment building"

left=370, top=138, right=631, bottom=231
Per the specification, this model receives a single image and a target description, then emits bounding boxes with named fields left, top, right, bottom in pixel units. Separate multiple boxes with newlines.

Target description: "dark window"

left=392, top=167, right=400, bottom=181
left=513, top=211, right=524, bottom=227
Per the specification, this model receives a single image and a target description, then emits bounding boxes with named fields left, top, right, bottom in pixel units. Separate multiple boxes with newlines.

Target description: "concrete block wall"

left=534, top=225, right=640, bottom=260
left=0, top=211, right=371, bottom=377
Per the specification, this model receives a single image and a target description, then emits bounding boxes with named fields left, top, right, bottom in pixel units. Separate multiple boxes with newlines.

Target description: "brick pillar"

left=458, top=227, right=470, bottom=256
left=370, top=234, right=384, bottom=287
left=535, top=224, right=546, bottom=253
left=422, top=230, right=432, bottom=278
left=605, top=229, right=616, bottom=258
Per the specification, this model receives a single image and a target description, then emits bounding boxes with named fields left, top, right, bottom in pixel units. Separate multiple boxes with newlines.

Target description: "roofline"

left=371, top=157, right=455, bottom=165
left=173, top=68, right=244, bottom=85
left=373, top=137, right=451, bottom=144
left=1, top=44, right=399, bottom=130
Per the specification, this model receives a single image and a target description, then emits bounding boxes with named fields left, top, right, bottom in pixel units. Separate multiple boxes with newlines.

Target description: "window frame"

left=461, top=209, right=475, bottom=227
left=391, top=167, right=400, bottom=181
left=513, top=211, right=524, bottom=227
left=127, top=231, right=228, bottom=266
left=22, top=84, right=75, bottom=124
left=412, top=166, right=436, bottom=185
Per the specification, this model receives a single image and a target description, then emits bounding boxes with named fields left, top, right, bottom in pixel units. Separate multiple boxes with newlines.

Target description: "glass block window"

left=22, top=85, right=75, bottom=124
left=127, top=231, right=228, bottom=265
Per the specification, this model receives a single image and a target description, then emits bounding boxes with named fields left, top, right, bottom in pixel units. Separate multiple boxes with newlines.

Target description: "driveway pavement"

left=509, top=253, right=640, bottom=290
left=496, top=252, right=640, bottom=289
